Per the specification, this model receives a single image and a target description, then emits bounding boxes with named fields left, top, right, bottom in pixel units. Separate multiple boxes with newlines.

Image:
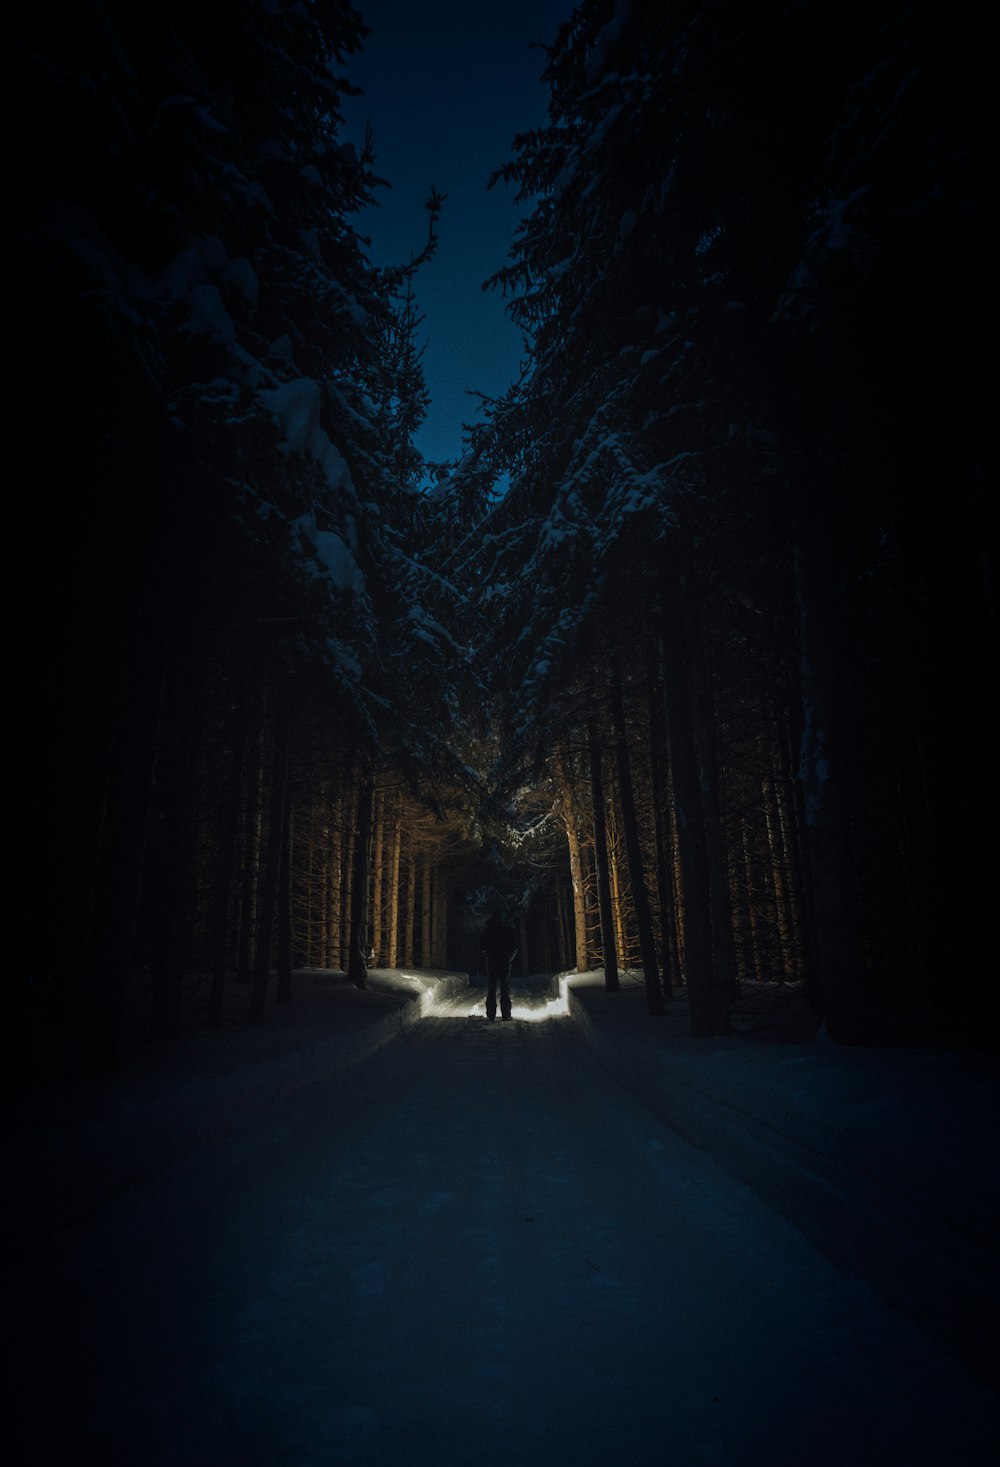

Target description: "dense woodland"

left=8, top=0, right=996, bottom=1085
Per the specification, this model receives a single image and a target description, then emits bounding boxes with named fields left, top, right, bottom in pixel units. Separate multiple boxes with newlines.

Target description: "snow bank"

left=9, top=968, right=468, bottom=1259
left=564, top=969, right=1000, bottom=1388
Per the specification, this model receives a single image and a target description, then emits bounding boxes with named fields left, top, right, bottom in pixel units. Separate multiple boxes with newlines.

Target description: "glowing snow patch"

left=512, top=974, right=570, bottom=1022
left=395, top=972, right=439, bottom=1016
left=510, top=991, right=570, bottom=1022
left=430, top=973, right=571, bottom=1023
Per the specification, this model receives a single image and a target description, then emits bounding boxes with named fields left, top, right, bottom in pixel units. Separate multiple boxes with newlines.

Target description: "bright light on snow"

left=512, top=971, right=570, bottom=1021
left=511, top=990, right=570, bottom=1022
left=395, top=971, right=441, bottom=1016
left=426, top=972, right=571, bottom=1022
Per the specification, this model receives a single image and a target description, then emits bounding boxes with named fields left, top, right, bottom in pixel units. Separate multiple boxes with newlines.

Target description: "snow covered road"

left=10, top=992, right=998, bottom=1466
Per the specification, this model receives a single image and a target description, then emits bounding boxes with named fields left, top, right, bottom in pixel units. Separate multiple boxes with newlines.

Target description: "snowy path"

left=11, top=994, right=997, bottom=1466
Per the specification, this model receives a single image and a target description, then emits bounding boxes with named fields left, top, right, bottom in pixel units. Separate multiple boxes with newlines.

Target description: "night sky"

left=341, top=0, right=572, bottom=469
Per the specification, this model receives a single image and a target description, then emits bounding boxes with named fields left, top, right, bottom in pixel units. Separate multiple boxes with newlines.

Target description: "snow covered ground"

left=6, top=967, right=998, bottom=1465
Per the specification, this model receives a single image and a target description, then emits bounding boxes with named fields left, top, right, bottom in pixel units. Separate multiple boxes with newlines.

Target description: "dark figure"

left=479, top=910, right=518, bottom=1021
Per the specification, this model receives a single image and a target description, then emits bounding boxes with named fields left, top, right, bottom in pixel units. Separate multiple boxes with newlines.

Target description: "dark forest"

left=8, top=0, right=997, bottom=1086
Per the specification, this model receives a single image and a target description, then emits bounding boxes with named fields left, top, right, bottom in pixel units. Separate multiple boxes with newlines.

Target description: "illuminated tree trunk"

left=647, top=667, right=676, bottom=1000
left=387, top=794, right=402, bottom=967
left=609, top=656, right=664, bottom=1014
left=555, top=746, right=590, bottom=970
left=607, top=801, right=628, bottom=966
left=403, top=850, right=416, bottom=966
left=587, top=722, right=620, bottom=990
left=370, top=785, right=385, bottom=964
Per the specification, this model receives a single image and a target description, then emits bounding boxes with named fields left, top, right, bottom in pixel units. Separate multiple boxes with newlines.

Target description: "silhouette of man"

left=479, top=909, right=518, bottom=1022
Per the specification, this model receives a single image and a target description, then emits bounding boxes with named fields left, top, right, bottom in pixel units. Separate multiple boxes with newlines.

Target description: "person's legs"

left=486, top=963, right=498, bottom=1020
left=500, top=963, right=512, bottom=1021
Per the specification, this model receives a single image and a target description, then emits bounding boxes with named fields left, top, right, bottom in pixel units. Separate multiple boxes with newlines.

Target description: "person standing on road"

left=479, top=909, right=518, bottom=1022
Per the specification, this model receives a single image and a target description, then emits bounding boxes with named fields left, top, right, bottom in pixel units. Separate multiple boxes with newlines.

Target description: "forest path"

left=11, top=999, right=996, bottom=1466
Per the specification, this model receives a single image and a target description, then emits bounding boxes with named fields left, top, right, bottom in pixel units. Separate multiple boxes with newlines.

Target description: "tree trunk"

left=387, top=793, right=402, bottom=968
left=420, top=854, right=433, bottom=968
left=276, top=797, right=293, bottom=1003
left=371, top=785, right=385, bottom=964
left=771, top=732, right=805, bottom=983
left=587, top=722, right=620, bottom=991
left=735, top=819, right=759, bottom=983
left=555, top=746, right=590, bottom=971
left=340, top=779, right=357, bottom=973
left=403, top=850, right=416, bottom=967
left=607, top=799, right=628, bottom=966
left=763, top=774, right=794, bottom=982
left=150, top=637, right=205, bottom=1041
left=684, top=600, right=736, bottom=1032
left=307, top=780, right=331, bottom=970
left=209, top=655, right=250, bottom=1027
left=327, top=784, right=342, bottom=970
left=89, top=631, right=169, bottom=1062
left=235, top=716, right=264, bottom=985
left=658, top=607, right=717, bottom=1037
left=303, top=784, right=319, bottom=968
left=347, top=771, right=375, bottom=988
left=249, top=673, right=290, bottom=1024
left=556, top=876, right=572, bottom=972
left=793, top=546, right=867, bottom=1039
left=609, top=656, right=664, bottom=1014
left=647, top=666, right=676, bottom=1000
